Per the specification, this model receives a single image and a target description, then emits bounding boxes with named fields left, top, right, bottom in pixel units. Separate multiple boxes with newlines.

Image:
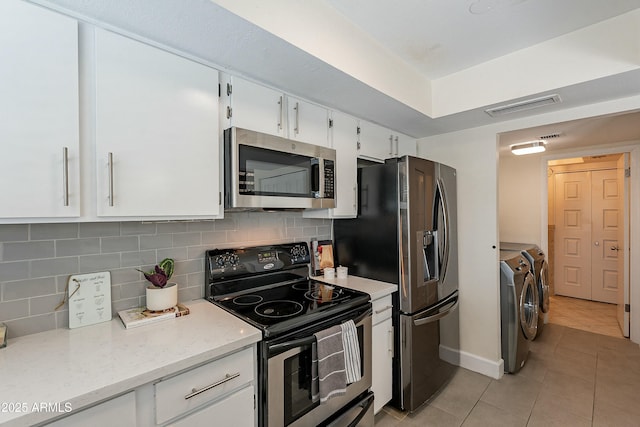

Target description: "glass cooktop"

left=212, top=279, right=370, bottom=337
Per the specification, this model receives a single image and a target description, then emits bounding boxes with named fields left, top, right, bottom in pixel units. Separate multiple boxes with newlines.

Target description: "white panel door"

left=591, top=169, right=621, bottom=304
left=0, top=0, right=80, bottom=219
left=95, top=29, right=219, bottom=217
left=554, top=172, right=592, bottom=300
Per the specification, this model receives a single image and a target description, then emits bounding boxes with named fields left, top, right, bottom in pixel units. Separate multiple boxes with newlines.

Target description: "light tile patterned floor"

left=375, top=299, right=639, bottom=426
left=547, top=295, right=622, bottom=338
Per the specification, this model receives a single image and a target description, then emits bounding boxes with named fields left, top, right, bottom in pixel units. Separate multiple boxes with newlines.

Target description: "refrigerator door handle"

left=436, top=178, right=450, bottom=282
left=413, top=293, right=458, bottom=327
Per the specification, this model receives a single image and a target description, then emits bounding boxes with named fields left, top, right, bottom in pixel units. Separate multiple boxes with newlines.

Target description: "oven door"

left=266, top=308, right=372, bottom=427
left=224, top=127, right=336, bottom=210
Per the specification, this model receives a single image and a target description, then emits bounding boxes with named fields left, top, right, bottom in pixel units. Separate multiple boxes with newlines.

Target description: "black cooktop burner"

left=255, top=300, right=304, bottom=318
left=233, top=295, right=263, bottom=305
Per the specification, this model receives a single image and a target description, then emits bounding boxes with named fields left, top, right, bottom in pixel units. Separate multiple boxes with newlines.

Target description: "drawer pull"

left=375, top=305, right=392, bottom=315
left=184, top=372, right=240, bottom=400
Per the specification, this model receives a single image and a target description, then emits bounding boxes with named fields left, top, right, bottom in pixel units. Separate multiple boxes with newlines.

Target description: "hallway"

left=547, top=294, right=623, bottom=338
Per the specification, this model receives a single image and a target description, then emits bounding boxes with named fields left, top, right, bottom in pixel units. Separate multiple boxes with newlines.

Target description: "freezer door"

left=396, top=292, right=459, bottom=412
left=399, top=157, right=439, bottom=314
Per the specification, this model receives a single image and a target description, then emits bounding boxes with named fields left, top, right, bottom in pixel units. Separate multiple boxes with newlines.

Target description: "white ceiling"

left=32, top=0, right=640, bottom=152
left=324, top=0, right=640, bottom=79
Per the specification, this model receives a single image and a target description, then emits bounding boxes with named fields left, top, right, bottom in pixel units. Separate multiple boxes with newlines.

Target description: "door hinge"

left=356, top=126, right=361, bottom=135
left=328, top=118, right=333, bottom=128
left=226, top=83, right=232, bottom=96
left=625, top=167, right=631, bottom=178
left=625, top=304, right=631, bottom=313
left=226, top=106, right=232, bottom=119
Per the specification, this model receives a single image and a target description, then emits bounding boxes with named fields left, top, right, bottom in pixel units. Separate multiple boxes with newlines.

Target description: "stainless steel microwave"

left=224, top=127, right=336, bottom=210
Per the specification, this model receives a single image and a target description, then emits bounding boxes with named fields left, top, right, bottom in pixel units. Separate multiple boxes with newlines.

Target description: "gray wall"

left=0, top=212, right=331, bottom=338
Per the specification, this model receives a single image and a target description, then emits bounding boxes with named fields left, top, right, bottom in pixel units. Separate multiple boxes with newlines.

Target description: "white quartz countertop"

left=312, top=274, right=397, bottom=301
left=0, top=300, right=261, bottom=427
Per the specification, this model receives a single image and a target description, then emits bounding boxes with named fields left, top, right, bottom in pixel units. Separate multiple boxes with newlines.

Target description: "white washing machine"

left=501, top=242, right=550, bottom=339
left=500, top=251, right=539, bottom=373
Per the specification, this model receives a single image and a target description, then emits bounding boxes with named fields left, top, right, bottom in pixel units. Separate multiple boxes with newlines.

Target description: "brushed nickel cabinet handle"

left=62, top=147, right=69, bottom=206
left=375, top=305, right=392, bottom=315
left=294, top=102, right=299, bottom=135
left=389, top=135, right=393, bottom=156
left=277, top=96, right=283, bottom=130
left=108, top=152, right=114, bottom=207
left=184, top=372, right=240, bottom=400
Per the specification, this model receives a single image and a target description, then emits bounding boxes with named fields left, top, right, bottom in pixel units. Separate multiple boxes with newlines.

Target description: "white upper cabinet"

left=287, top=96, right=329, bottom=147
left=394, top=132, right=416, bottom=157
left=357, top=120, right=391, bottom=162
left=0, top=0, right=80, bottom=219
left=224, top=76, right=287, bottom=138
left=95, top=28, right=220, bottom=218
left=304, top=111, right=358, bottom=219
left=223, top=76, right=329, bottom=146
left=358, top=120, right=416, bottom=161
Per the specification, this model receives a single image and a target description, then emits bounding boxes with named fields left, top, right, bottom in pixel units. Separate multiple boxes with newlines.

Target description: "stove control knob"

left=216, top=256, right=225, bottom=267
left=229, top=254, right=239, bottom=266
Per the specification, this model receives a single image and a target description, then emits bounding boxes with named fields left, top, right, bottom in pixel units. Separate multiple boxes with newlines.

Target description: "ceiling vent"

left=538, top=132, right=562, bottom=140
left=485, top=94, right=562, bottom=117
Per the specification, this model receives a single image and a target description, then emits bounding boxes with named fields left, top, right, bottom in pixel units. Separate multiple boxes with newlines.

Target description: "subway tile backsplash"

left=0, top=212, right=331, bottom=338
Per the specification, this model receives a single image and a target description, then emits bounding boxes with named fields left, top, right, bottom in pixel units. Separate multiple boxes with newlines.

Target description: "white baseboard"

left=440, top=344, right=503, bottom=379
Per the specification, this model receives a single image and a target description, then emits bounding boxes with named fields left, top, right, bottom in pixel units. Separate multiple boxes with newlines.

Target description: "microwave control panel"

left=324, top=160, right=335, bottom=198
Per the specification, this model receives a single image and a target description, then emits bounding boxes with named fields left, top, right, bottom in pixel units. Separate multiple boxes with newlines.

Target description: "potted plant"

left=138, top=258, right=177, bottom=311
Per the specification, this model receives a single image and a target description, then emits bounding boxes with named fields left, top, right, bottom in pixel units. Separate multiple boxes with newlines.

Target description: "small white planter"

left=146, top=282, right=178, bottom=311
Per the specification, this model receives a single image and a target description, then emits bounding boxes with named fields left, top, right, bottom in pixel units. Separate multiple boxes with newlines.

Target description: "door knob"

left=611, top=246, right=620, bottom=251
left=594, top=241, right=600, bottom=246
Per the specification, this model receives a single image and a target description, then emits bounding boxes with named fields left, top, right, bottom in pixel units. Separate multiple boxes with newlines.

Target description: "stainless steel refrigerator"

left=334, top=156, right=459, bottom=412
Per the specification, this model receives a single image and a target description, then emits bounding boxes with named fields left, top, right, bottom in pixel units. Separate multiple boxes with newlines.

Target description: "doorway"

left=547, top=153, right=629, bottom=336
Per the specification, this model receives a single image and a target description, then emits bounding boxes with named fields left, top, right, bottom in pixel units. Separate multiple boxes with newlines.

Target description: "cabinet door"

left=372, top=318, right=393, bottom=414
left=0, top=0, right=80, bottom=219
left=95, top=29, right=219, bottom=217
left=47, top=392, right=136, bottom=427
left=229, top=76, right=286, bottom=137
left=395, top=132, right=416, bottom=157
left=357, top=120, right=391, bottom=162
left=303, top=111, right=357, bottom=219
left=287, top=97, right=329, bottom=146
left=167, top=385, right=255, bottom=427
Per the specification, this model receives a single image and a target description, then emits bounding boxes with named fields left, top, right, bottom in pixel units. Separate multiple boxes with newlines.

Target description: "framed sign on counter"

left=67, top=271, right=112, bottom=328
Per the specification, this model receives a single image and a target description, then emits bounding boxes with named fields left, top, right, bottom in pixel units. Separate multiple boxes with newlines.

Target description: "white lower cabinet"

left=371, top=294, right=394, bottom=414
left=47, top=392, right=136, bottom=427
left=154, top=346, right=254, bottom=425
left=166, top=385, right=254, bottom=427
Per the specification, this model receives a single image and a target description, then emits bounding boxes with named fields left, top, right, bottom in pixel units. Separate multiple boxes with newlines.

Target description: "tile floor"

left=546, top=295, right=623, bottom=338
left=375, top=297, right=640, bottom=426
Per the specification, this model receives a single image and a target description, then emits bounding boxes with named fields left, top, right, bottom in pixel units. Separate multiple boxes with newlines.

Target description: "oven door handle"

left=268, top=307, right=372, bottom=357
left=269, top=335, right=316, bottom=357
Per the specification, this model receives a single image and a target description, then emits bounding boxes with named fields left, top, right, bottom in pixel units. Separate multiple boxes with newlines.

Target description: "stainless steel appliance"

left=499, top=251, right=538, bottom=373
left=224, top=127, right=336, bottom=210
left=205, top=242, right=374, bottom=427
left=334, top=156, right=459, bottom=412
left=500, top=242, right=549, bottom=339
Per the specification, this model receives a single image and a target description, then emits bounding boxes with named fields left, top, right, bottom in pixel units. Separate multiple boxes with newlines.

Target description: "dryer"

left=501, top=242, right=550, bottom=338
left=500, top=251, right=539, bottom=373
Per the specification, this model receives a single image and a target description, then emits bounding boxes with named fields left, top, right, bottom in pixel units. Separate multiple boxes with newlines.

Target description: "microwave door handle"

left=311, top=158, right=320, bottom=197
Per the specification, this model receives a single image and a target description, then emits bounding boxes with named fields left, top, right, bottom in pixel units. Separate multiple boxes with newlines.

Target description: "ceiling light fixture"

left=511, top=140, right=546, bottom=155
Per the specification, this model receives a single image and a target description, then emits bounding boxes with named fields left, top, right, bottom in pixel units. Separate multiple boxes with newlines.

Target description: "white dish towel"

left=341, top=320, right=362, bottom=384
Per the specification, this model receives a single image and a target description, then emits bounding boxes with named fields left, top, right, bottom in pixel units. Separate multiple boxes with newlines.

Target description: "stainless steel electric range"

left=205, top=242, right=374, bottom=427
